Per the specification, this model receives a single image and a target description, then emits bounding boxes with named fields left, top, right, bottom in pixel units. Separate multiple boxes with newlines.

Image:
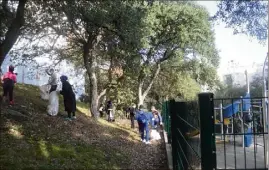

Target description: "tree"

left=214, top=0, right=267, bottom=42
left=131, top=2, right=219, bottom=106
left=0, top=0, right=28, bottom=67
left=47, top=0, right=146, bottom=117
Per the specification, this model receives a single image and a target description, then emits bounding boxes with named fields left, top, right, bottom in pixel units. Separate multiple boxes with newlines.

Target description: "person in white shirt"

left=46, top=68, right=57, bottom=93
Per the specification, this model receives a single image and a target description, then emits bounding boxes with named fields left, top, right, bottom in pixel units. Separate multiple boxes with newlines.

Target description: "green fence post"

left=198, top=93, right=216, bottom=170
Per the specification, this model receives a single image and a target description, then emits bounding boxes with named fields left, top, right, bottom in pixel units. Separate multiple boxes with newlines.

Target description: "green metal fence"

left=162, top=101, right=171, bottom=143
left=162, top=100, right=201, bottom=170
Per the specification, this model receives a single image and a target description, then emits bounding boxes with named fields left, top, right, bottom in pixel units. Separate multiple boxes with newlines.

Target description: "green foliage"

left=214, top=0, right=268, bottom=42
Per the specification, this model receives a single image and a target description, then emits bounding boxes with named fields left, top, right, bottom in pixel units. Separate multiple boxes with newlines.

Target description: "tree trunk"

left=0, top=0, right=27, bottom=66
left=137, top=63, right=161, bottom=107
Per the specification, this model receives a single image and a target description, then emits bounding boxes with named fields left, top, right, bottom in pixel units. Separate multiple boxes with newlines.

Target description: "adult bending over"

left=60, top=75, right=76, bottom=121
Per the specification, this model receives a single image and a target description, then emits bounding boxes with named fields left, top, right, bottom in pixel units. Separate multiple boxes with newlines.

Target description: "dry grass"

left=0, top=84, right=168, bottom=170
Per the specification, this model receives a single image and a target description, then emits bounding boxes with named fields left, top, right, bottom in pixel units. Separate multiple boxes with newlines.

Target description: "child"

left=99, top=104, right=104, bottom=117
left=151, top=106, right=163, bottom=129
left=136, top=105, right=151, bottom=144
left=1, top=65, right=17, bottom=105
left=106, top=100, right=114, bottom=122
left=60, top=75, right=76, bottom=121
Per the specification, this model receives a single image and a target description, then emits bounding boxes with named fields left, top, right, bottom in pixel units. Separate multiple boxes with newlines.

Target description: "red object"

left=2, top=71, right=17, bottom=83
left=9, top=100, right=14, bottom=105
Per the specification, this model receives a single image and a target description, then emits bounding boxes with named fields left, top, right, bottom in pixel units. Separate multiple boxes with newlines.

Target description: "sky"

left=197, top=1, right=268, bottom=78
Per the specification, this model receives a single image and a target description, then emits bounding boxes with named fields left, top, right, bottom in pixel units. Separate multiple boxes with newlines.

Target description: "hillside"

left=0, top=84, right=167, bottom=170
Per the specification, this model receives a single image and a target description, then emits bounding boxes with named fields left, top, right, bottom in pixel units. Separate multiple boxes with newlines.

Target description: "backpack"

left=137, top=113, right=148, bottom=124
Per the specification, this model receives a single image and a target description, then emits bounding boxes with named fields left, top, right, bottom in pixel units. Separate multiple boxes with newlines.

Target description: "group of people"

left=1, top=65, right=77, bottom=121
left=46, top=68, right=76, bottom=121
left=2, top=65, right=162, bottom=142
left=127, top=104, right=163, bottom=144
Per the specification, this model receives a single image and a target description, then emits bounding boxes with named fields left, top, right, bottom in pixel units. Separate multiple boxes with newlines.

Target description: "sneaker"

left=64, top=117, right=72, bottom=121
left=142, top=139, right=146, bottom=143
left=9, top=101, right=14, bottom=105
left=145, top=141, right=151, bottom=145
left=72, top=116, right=77, bottom=120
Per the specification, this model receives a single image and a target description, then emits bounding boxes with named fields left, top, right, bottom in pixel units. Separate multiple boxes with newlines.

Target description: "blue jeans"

left=138, top=122, right=149, bottom=142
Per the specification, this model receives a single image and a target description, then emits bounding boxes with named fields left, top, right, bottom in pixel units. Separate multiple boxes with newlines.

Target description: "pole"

left=220, top=103, right=223, bottom=140
left=245, top=70, right=249, bottom=94
left=240, top=96, right=245, bottom=147
left=263, top=54, right=268, bottom=167
left=267, top=0, right=269, bottom=167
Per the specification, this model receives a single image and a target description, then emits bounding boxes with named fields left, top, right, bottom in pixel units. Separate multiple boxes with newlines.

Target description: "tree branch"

left=0, top=0, right=28, bottom=65
left=142, top=63, right=161, bottom=98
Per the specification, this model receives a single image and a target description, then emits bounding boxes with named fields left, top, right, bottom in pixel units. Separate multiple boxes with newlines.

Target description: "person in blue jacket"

left=135, top=105, right=153, bottom=144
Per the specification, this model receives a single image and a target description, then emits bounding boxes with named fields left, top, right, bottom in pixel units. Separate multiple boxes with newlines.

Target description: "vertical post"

left=245, top=70, right=250, bottom=94
left=264, top=0, right=269, bottom=168
left=262, top=54, right=268, bottom=166
left=199, top=93, right=216, bottom=170
left=220, top=103, right=223, bottom=140
left=240, top=96, right=245, bottom=147
left=170, top=100, right=179, bottom=170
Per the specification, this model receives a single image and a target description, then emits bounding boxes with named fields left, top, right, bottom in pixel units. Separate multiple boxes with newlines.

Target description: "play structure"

left=214, top=92, right=266, bottom=147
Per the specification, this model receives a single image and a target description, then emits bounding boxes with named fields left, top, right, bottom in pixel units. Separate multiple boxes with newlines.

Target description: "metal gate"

left=199, top=93, right=268, bottom=170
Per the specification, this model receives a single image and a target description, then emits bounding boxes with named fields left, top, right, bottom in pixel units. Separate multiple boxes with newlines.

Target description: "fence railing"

left=162, top=93, right=268, bottom=170
left=163, top=100, right=201, bottom=170
left=162, top=101, right=171, bottom=143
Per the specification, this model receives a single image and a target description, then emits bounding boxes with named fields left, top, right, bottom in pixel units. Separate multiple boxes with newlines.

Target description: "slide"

left=222, top=93, right=251, bottom=118
left=187, top=93, right=252, bottom=138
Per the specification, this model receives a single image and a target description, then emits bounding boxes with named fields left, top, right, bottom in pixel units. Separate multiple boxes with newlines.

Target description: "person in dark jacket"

left=60, top=75, right=76, bottom=121
left=1, top=65, right=17, bottom=105
left=106, top=100, right=114, bottom=122
left=130, top=104, right=136, bottom=128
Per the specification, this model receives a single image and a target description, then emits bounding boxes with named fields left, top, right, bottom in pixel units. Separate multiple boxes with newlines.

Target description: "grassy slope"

left=0, top=84, right=168, bottom=170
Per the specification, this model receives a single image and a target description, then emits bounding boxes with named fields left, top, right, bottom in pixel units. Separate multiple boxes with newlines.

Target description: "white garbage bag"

left=39, top=85, right=50, bottom=100
left=151, top=129, right=161, bottom=140
left=47, top=91, right=59, bottom=116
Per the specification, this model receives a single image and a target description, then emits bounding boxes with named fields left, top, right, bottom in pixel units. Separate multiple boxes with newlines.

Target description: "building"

left=1, top=55, right=85, bottom=99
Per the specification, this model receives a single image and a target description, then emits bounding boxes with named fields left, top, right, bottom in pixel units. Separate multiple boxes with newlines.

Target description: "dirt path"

left=111, top=119, right=168, bottom=170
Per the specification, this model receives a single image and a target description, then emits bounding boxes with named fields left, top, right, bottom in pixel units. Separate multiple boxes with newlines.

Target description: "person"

left=1, top=65, right=17, bottom=105
left=151, top=106, right=163, bottom=129
left=106, top=100, right=114, bottom=122
left=130, top=104, right=136, bottom=128
left=59, top=75, right=76, bottom=121
left=46, top=68, right=57, bottom=93
left=99, top=104, right=104, bottom=117
left=135, top=105, right=151, bottom=144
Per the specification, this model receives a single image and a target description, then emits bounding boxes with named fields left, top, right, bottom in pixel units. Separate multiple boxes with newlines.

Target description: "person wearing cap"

left=1, top=65, right=17, bottom=105
left=46, top=68, right=57, bottom=93
left=60, top=75, right=76, bottom=121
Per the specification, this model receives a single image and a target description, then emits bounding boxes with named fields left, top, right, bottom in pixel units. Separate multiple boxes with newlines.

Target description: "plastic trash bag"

left=47, top=91, right=59, bottom=116
left=151, top=129, right=161, bottom=140
left=39, top=84, right=59, bottom=116
left=39, top=85, right=50, bottom=100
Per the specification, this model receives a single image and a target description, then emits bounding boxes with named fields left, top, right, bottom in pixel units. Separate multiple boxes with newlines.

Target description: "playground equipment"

left=214, top=93, right=266, bottom=147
